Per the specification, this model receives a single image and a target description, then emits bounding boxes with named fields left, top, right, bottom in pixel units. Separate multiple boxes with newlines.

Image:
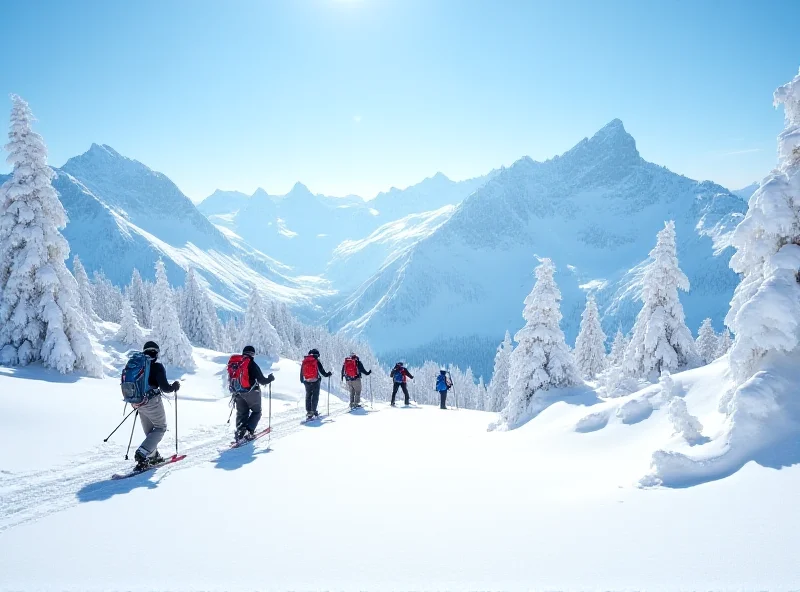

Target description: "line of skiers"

left=120, top=342, right=455, bottom=470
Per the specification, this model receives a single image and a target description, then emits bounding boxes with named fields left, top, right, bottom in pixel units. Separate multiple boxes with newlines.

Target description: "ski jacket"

left=390, top=366, right=414, bottom=383
left=243, top=355, right=274, bottom=392
left=147, top=362, right=177, bottom=394
left=300, top=359, right=332, bottom=383
left=341, top=359, right=371, bottom=381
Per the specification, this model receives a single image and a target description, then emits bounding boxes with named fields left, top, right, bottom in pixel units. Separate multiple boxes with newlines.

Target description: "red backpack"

left=302, top=355, right=319, bottom=382
left=227, top=355, right=252, bottom=393
left=343, top=357, right=359, bottom=380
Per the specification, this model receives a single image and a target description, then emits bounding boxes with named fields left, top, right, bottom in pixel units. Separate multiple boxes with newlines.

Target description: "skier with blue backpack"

left=120, top=341, right=181, bottom=471
left=436, top=369, right=453, bottom=409
left=389, top=362, right=414, bottom=407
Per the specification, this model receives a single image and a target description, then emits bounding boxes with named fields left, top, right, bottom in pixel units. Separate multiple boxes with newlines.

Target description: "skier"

left=231, top=345, right=275, bottom=443
left=390, top=361, right=414, bottom=407
left=301, top=348, right=332, bottom=420
left=436, top=368, right=453, bottom=410
left=341, top=352, right=372, bottom=409
left=133, top=341, right=180, bottom=471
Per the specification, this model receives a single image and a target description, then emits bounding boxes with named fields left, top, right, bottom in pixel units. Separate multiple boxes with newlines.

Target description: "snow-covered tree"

left=92, top=271, right=123, bottom=323
left=499, top=258, right=580, bottom=429
left=717, top=328, right=733, bottom=358
left=0, top=95, right=100, bottom=375
left=127, top=268, right=151, bottom=328
left=695, top=318, right=719, bottom=365
left=116, top=297, right=144, bottom=347
left=487, top=331, right=513, bottom=412
left=224, top=316, right=241, bottom=352
left=623, top=221, right=698, bottom=379
left=725, top=68, right=800, bottom=385
left=240, top=287, right=281, bottom=358
left=608, top=328, right=629, bottom=367
left=574, top=295, right=607, bottom=379
left=72, top=255, right=95, bottom=321
left=668, top=397, right=704, bottom=444
left=180, top=268, right=218, bottom=349
left=150, top=260, right=195, bottom=369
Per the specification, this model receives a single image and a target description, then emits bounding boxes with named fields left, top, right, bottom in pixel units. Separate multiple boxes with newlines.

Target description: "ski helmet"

left=309, top=348, right=320, bottom=358
left=143, top=341, right=160, bottom=357
left=243, top=345, right=256, bottom=356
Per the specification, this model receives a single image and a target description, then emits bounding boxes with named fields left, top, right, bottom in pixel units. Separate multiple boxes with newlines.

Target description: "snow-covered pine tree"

left=487, top=331, right=513, bottom=412
left=608, top=328, right=628, bottom=367
left=476, top=376, right=486, bottom=411
left=127, top=268, right=151, bottom=328
left=574, top=295, right=607, bottom=379
left=0, top=95, right=100, bottom=375
left=116, top=297, right=144, bottom=348
left=224, top=316, right=241, bottom=352
left=623, top=221, right=698, bottom=379
left=241, top=287, right=281, bottom=358
left=150, top=260, right=195, bottom=369
left=92, top=271, right=123, bottom=323
left=717, top=328, right=733, bottom=358
left=498, top=258, right=580, bottom=429
left=72, top=255, right=96, bottom=321
left=180, top=268, right=218, bottom=349
left=695, top=318, right=719, bottom=365
left=726, top=68, right=800, bottom=385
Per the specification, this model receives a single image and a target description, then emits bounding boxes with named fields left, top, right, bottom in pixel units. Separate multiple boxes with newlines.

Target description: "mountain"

left=326, top=120, right=747, bottom=377
left=1, top=146, right=331, bottom=312
left=732, top=182, right=758, bottom=201
left=196, top=172, right=492, bottom=277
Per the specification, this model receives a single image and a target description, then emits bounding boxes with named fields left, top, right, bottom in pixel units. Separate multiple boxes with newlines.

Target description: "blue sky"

left=2, top=0, right=799, bottom=201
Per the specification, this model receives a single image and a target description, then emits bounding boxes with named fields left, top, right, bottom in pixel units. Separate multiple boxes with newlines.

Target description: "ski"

left=301, top=414, right=327, bottom=424
left=229, top=427, right=271, bottom=449
left=111, top=454, right=187, bottom=480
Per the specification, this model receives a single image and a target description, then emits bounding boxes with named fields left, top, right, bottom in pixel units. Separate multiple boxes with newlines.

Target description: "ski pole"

left=268, top=382, right=272, bottom=446
left=227, top=394, right=235, bottom=424
left=104, top=406, right=138, bottom=442
left=327, top=376, right=331, bottom=416
left=125, top=410, right=139, bottom=460
left=122, top=402, right=127, bottom=417
left=174, top=391, right=179, bottom=456
left=370, top=375, right=374, bottom=410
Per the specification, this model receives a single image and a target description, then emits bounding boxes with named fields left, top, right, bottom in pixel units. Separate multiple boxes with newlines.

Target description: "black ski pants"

left=235, top=390, right=262, bottom=434
left=391, top=382, right=410, bottom=405
left=305, top=380, right=321, bottom=414
left=439, top=390, right=448, bottom=409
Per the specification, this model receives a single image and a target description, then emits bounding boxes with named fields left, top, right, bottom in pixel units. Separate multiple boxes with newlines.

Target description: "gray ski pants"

left=235, top=390, right=262, bottom=434
left=347, top=378, right=362, bottom=407
left=137, top=395, right=167, bottom=457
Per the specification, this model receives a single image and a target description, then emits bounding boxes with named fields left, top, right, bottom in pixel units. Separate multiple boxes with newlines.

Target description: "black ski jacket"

left=244, top=356, right=274, bottom=392
left=341, top=359, right=371, bottom=381
left=148, top=362, right=177, bottom=393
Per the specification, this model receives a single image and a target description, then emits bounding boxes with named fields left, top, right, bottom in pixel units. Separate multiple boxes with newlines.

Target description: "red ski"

left=229, top=426, right=271, bottom=449
left=111, top=454, right=187, bottom=480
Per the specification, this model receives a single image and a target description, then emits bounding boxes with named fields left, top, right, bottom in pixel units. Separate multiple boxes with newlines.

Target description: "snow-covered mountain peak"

left=284, top=181, right=314, bottom=200
left=559, top=118, right=640, bottom=171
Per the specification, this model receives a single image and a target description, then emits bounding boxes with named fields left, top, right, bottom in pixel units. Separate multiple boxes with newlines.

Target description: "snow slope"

left=1, top=340, right=798, bottom=590
left=327, top=120, right=746, bottom=377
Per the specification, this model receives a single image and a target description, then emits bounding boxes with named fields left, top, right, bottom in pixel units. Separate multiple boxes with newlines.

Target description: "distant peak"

left=86, top=143, right=122, bottom=158
left=286, top=182, right=313, bottom=198
left=568, top=118, right=639, bottom=163
left=598, top=118, right=625, bottom=134
left=430, top=171, right=450, bottom=182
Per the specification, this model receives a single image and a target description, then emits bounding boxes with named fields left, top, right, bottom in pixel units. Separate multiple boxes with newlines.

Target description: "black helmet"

left=143, top=341, right=160, bottom=357
left=242, top=345, right=256, bottom=356
left=308, top=348, right=320, bottom=358
left=396, top=361, right=404, bottom=367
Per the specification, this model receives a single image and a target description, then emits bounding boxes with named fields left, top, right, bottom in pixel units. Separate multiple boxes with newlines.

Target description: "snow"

left=2, top=334, right=800, bottom=589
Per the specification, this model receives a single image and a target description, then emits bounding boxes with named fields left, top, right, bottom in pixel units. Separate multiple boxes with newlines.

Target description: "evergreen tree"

left=726, top=68, right=800, bottom=384
left=150, top=260, right=195, bottom=369
left=623, top=221, right=697, bottom=379
left=695, top=318, right=719, bottom=365
left=717, top=328, right=733, bottom=358
left=92, top=270, right=123, bottom=323
left=0, top=95, right=100, bottom=375
left=116, top=297, right=144, bottom=347
left=499, top=258, right=579, bottom=429
left=574, top=295, right=607, bottom=379
left=224, top=316, right=241, bottom=352
left=241, top=287, right=281, bottom=358
left=487, top=331, right=513, bottom=412
left=72, top=255, right=96, bottom=321
left=180, top=268, right=218, bottom=349
left=127, top=268, right=151, bottom=328
left=608, top=328, right=629, bottom=367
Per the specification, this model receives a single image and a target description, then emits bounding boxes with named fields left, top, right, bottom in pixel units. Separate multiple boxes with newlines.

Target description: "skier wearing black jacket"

left=341, top=353, right=371, bottom=409
left=234, top=345, right=275, bottom=442
left=390, top=362, right=414, bottom=407
left=134, top=341, right=180, bottom=470
left=300, top=348, right=332, bottom=420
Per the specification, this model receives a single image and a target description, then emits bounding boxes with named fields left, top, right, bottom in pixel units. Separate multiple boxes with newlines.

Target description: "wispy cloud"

left=353, top=115, right=362, bottom=124
left=722, top=148, right=763, bottom=156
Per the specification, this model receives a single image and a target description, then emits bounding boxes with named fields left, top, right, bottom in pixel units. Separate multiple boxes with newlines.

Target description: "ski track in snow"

left=0, top=403, right=352, bottom=533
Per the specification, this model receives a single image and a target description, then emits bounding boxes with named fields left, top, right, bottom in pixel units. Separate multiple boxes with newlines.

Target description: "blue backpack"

left=120, top=351, right=152, bottom=405
left=436, top=374, right=449, bottom=392
left=392, top=367, right=405, bottom=383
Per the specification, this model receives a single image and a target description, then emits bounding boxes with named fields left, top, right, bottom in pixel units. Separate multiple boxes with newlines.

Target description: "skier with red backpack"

left=227, top=345, right=275, bottom=443
left=390, top=362, right=414, bottom=407
left=301, top=348, right=332, bottom=421
left=341, top=352, right=371, bottom=409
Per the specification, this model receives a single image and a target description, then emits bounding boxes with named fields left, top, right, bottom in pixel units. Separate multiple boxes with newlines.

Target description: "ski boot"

left=149, top=451, right=165, bottom=466
left=134, top=449, right=149, bottom=472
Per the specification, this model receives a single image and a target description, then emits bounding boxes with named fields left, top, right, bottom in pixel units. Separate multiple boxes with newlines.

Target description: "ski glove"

left=267, top=373, right=275, bottom=383
left=171, top=381, right=181, bottom=391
